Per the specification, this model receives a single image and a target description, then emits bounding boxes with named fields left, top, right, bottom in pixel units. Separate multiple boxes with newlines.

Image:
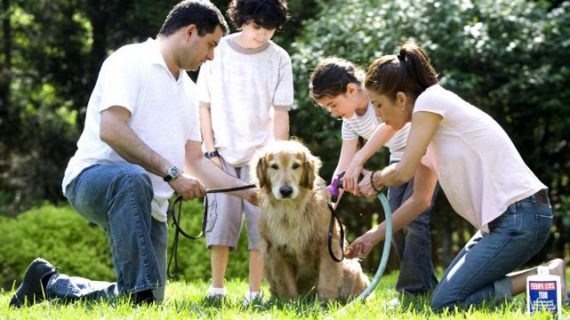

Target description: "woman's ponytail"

left=365, top=41, right=438, bottom=101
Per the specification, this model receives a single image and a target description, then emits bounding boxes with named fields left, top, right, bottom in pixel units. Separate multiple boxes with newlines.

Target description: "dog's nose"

left=279, top=185, right=294, bottom=198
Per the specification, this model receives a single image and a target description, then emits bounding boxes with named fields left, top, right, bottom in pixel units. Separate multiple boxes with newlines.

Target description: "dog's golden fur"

left=251, top=140, right=369, bottom=300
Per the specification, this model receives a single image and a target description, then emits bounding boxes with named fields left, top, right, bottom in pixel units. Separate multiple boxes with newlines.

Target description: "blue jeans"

left=388, top=176, right=439, bottom=294
left=47, top=164, right=167, bottom=302
left=430, top=190, right=553, bottom=311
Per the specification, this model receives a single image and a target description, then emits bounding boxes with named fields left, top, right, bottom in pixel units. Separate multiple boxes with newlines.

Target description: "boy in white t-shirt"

left=197, top=0, right=293, bottom=304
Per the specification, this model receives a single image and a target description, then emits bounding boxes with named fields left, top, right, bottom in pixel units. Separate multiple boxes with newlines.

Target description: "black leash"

left=327, top=202, right=345, bottom=262
left=325, top=171, right=365, bottom=263
left=167, top=184, right=256, bottom=279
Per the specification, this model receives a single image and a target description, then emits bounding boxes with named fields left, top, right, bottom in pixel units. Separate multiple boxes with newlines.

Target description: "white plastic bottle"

left=527, top=266, right=562, bottom=317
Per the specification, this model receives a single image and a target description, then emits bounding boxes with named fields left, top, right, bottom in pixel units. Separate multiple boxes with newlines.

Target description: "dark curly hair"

left=227, top=0, right=289, bottom=30
left=158, top=0, right=229, bottom=37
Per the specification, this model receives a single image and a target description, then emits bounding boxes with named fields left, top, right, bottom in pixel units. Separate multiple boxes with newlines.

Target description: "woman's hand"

left=345, top=227, right=383, bottom=259
left=357, top=170, right=383, bottom=197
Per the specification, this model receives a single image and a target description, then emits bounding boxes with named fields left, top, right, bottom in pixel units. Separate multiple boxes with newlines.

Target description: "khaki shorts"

left=204, top=157, right=260, bottom=250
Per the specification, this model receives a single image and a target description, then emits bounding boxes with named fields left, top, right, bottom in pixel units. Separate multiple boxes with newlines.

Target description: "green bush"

left=0, top=205, right=113, bottom=290
left=0, top=201, right=251, bottom=290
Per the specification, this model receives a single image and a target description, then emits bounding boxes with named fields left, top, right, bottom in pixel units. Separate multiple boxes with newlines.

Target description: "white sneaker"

left=243, top=291, right=263, bottom=305
left=382, top=297, right=401, bottom=311
left=206, top=287, right=226, bottom=299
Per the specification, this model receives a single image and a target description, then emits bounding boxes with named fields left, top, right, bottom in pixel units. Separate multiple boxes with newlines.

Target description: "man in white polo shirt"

left=10, top=0, right=257, bottom=307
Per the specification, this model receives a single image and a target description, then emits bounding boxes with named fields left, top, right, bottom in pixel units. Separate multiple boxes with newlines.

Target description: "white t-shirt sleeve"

left=98, top=52, right=141, bottom=114
left=414, top=89, right=448, bottom=118
left=272, top=52, right=294, bottom=110
left=196, top=61, right=212, bottom=105
left=341, top=121, right=359, bottom=141
left=414, top=89, right=447, bottom=168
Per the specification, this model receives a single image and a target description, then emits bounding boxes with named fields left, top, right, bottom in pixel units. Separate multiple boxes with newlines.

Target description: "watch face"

left=168, top=167, right=180, bottom=178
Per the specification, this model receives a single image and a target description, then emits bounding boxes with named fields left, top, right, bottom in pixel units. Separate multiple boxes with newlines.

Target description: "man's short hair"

left=159, top=0, right=229, bottom=37
left=227, top=0, right=289, bottom=30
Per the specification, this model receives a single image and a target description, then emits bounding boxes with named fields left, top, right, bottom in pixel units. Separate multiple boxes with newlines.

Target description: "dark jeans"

left=388, top=171, right=439, bottom=294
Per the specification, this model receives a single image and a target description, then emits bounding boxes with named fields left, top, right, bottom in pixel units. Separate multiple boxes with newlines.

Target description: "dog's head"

left=252, top=140, right=322, bottom=200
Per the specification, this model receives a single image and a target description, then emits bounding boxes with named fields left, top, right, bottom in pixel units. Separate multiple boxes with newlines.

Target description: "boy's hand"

left=210, top=156, right=222, bottom=168
left=243, top=189, right=258, bottom=206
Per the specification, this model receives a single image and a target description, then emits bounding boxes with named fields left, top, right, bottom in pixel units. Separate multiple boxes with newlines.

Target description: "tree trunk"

left=85, top=0, right=108, bottom=92
left=0, top=0, right=11, bottom=200
left=1, top=0, right=13, bottom=148
left=1, top=0, right=12, bottom=107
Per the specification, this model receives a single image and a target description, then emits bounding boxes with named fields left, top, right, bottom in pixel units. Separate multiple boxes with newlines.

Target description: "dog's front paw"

left=317, top=286, right=340, bottom=301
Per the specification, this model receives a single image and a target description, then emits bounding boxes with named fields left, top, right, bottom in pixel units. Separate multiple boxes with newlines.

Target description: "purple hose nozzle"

left=327, top=172, right=345, bottom=202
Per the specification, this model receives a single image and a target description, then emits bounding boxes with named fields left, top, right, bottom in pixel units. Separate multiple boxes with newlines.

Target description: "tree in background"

left=290, top=0, right=570, bottom=268
left=1, top=0, right=88, bottom=211
left=0, top=0, right=324, bottom=214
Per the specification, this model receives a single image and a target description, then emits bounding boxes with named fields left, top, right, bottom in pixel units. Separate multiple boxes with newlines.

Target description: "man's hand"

left=168, top=173, right=206, bottom=200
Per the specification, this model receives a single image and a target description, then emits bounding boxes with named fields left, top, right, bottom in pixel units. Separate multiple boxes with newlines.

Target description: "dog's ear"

left=256, top=156, right=271, bottom=190
left=301, top=160, right=313, bottom=189
left=301, top=154, right=321, bottom=189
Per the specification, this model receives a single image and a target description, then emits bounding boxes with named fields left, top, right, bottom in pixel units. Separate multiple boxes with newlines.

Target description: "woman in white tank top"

left=346, top=41, right=566, bottom=311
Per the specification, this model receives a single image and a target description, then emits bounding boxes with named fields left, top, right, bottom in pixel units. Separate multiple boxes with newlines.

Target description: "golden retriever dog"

left=251, top=140, right=369, bottom=300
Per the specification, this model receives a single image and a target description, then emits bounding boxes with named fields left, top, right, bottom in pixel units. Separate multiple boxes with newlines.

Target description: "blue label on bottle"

left=528, top=280, right=559, bottom=315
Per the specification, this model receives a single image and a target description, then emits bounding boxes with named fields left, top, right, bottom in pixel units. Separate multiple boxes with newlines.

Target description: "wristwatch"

left=204, top=150, right=220, bottom=159
left=163, top=166, right=180, bottom=182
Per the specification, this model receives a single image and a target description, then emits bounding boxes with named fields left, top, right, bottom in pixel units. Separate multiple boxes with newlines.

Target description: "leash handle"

left=167, top=184, right=257, bottom=279
left=168, top=183, right=257, bottom=241
left=327, top=202, right=345, bottom=263
left=167, top=195, right=206, bottom=279
left=168, top=196, right=205, bottom=240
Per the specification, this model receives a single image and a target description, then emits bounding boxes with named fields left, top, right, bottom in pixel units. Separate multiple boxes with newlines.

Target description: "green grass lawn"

left=0, top=270, right=567, bottom=319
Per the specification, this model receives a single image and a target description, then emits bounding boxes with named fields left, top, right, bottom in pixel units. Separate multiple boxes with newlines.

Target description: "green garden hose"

left=354, top=192, right=392, bottom=302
